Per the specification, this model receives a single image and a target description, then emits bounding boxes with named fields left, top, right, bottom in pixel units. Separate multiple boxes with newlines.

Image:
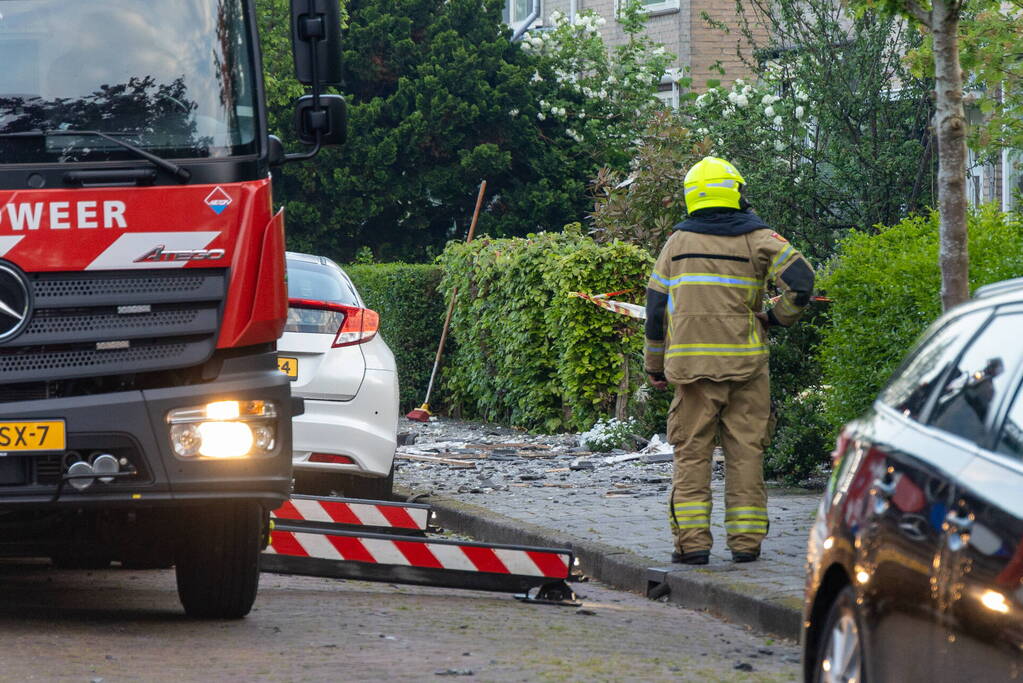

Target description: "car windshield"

left=0, top=0, right=258, bottom=163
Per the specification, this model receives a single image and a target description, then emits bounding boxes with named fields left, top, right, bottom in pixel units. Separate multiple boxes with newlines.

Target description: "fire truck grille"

left=0, top=269, right=226, bottom=384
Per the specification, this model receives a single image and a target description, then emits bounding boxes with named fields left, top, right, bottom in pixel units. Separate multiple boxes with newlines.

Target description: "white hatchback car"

left=278, top=252, right=399, bottom=499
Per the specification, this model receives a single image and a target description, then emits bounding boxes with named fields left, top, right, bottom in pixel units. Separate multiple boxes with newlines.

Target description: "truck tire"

left=175, top=501, right=263, bottom=619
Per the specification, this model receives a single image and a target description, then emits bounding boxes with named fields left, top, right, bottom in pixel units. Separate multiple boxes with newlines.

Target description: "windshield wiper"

left=0, top=129, right=191, bottom=182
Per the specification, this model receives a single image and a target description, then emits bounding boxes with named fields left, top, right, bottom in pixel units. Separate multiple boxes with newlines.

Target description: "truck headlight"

left=166, top=400, right=277, bottom=459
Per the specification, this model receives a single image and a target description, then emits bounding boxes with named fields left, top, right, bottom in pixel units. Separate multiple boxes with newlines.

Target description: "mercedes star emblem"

left=0, top=262, right=31, bottom=343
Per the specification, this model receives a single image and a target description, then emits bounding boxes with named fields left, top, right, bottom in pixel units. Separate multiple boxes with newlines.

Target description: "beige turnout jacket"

left=644, top=209, right=815, bottom=384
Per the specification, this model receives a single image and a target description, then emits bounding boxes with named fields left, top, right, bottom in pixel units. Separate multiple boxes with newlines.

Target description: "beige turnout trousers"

left=668, top=365, right=770, bottom=555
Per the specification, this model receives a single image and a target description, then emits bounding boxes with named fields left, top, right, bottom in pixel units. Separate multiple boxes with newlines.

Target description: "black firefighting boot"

left=671, top=550, right=710, bottom=565
left=731, top=549, right=760, bottom=563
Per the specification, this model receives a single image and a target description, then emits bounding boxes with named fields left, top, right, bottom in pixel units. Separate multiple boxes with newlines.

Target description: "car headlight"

left=166, top=400, right=277, bottom=459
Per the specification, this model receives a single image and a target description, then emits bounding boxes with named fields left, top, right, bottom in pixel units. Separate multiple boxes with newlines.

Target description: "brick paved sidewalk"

left=394, top=417, right=824, bottom=630
left=451, top=481, right=820, bottom=609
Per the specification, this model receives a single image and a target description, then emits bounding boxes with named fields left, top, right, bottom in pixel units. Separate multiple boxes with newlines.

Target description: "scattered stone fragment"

left=519, top=473, right=544, bottom=481
left=575, top=608, right=596, bottom=616
left=734, top=662, right=754, bottom=671
left=640, top=453, right=673, bottom=464
left=434, top=669, right=474, bottom=676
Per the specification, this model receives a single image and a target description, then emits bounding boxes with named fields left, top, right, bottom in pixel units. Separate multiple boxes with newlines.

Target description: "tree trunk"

left=931, top=0, right=970, bottom=310
left=615, top=354, right=630, bottom=421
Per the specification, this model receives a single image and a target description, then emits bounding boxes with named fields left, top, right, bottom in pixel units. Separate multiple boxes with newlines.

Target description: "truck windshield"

left=0, top=0, right=259, bottom=163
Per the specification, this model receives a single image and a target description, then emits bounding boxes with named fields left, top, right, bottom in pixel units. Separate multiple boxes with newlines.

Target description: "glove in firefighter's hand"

left=647, top=373, right=668, bottom=391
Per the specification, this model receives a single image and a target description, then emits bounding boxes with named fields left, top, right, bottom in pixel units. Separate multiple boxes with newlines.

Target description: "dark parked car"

left=803, top=277, right=1023, bottom=683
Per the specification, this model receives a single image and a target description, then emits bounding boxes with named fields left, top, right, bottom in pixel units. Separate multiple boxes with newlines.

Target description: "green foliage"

left=701, top=0, right=936, bottom=262
left=907, top=0, right=1023, bottom=159
left=345, top=263, right=446, bottom=409
left=437, top=231, right=652, bottom=431
left=766, top=387, right=832, bottom=485
left=257, top=0, right=596, bottom=262
left=761, top=305, right=831, bottom=483
left=818, top=207, right=1023, bottom=433
left=588, top=112, right=703, bottom=250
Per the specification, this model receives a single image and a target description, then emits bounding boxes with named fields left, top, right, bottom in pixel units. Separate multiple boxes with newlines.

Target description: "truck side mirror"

left=294, top=94, right=347, bottom=147
left=290, top=0, right=343, bottom=87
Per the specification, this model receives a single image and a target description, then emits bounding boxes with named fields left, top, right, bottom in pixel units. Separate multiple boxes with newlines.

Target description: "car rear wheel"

left=175, top=501, right=263, bottom=619
left=813, top=585, right=867, bottom=683
left=294, top=465, right=394, bottom=501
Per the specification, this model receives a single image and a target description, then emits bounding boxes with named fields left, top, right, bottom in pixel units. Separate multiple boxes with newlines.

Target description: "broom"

left=406, top=180, right=487, bottom=422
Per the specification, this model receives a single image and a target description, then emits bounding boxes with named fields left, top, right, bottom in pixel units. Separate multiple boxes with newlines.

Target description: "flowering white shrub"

left=579, top=417, right=640, bottom=452
left=520, top=0, right=675, bottom=165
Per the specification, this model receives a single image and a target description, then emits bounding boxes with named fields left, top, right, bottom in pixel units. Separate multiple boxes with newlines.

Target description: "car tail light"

left=287, top=298, right=380, bottom=348
left=309, top=453, right=355, bottom=464
left=831, top=429, right=852, bottom=468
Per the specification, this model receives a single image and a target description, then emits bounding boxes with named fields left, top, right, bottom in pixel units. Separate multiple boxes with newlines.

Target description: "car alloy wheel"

left=816, top=585, right=866, bottom=683
left=821, top=612, right=862, bottom=683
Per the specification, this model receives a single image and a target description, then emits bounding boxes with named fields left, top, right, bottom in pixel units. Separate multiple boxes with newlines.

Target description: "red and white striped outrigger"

left=260, top=494, right=578, bottom=603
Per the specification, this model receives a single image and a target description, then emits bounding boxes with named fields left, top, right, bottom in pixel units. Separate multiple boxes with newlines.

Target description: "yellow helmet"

left=684, top=156, right=746, bottom=213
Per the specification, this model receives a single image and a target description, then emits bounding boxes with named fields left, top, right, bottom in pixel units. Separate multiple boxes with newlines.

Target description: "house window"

left=505, top=0, right=537, bottom=27
left=615, top=0, right=681, bottom=16
left=967, top=147, right=986, bottom=207
left=656, top=72, right=681, bottom=108
left=1003, top=149, right=1023, bottom=211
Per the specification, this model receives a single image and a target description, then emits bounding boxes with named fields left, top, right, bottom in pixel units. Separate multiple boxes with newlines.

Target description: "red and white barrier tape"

left=569, top=291, right=646, bottom=320
left=266, top=529, right=570, bottom=579
left=273, top=497, right=429, bottom=531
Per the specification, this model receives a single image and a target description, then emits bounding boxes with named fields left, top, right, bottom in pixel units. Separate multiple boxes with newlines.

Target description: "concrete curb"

left=398, top=486, right=802, bottom=641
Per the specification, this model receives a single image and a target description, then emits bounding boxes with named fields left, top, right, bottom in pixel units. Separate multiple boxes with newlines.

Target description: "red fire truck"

left=0, top=0, right=346, bottom=617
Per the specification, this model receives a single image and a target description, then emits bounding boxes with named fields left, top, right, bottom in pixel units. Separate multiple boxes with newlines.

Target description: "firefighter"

left=644, top=156, right=814, bottom=564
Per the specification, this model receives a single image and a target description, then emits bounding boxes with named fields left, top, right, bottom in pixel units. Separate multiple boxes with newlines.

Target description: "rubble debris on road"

left=395, top=417, right=719, bottom=500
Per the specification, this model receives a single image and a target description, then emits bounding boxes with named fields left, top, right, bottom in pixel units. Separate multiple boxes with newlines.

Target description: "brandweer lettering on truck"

left=0, top=201, right=128, bottom=230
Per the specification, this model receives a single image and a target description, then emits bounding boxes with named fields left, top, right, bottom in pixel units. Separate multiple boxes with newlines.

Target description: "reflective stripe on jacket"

left=644, top=211, right=814, bottom=384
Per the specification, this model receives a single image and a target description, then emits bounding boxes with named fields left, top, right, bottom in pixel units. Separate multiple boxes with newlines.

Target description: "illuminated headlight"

left=166, top=400, right=277, bottom=459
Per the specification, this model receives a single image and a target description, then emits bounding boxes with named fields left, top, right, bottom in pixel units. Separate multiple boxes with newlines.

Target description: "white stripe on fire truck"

left=85, top=231, right=221, bottom=270
left=0, top=236, right=24, bottom=257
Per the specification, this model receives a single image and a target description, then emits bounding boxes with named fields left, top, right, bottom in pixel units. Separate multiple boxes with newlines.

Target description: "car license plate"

left=0, top=421, right=66, bottom=453
left=277, top=356, right=298, bottom=380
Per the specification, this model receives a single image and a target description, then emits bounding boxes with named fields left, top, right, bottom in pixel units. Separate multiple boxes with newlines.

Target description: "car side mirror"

left=294, top=94, right=347, bottom=147
left=291, top=0, right=343, bottom=87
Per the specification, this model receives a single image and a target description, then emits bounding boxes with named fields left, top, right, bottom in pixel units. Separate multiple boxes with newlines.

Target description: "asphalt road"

left=0, top=561, right=800, bottom=682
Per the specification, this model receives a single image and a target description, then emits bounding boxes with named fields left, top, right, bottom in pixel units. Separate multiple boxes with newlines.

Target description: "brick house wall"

left=523, top=0, right=763, bottom=91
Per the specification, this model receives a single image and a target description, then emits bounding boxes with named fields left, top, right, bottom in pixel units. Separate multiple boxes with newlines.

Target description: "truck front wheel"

left=175, top=501, right=264, bottom=619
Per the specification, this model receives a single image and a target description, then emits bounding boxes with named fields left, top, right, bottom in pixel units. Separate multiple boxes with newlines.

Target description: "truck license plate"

left=277, top=356, right=298, bottom=380
left=0, top=421, right=66, bottom=453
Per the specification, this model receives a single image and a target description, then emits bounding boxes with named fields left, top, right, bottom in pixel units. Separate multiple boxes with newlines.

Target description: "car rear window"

left=287, top=260, right=360, bottom=306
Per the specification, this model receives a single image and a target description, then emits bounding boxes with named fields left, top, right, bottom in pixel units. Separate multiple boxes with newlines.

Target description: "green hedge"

left=346, top=264, right=446, bottom=410
left=819, top=206, right=1023, bottom=433
left=437, top=228, right=653, bottom=432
